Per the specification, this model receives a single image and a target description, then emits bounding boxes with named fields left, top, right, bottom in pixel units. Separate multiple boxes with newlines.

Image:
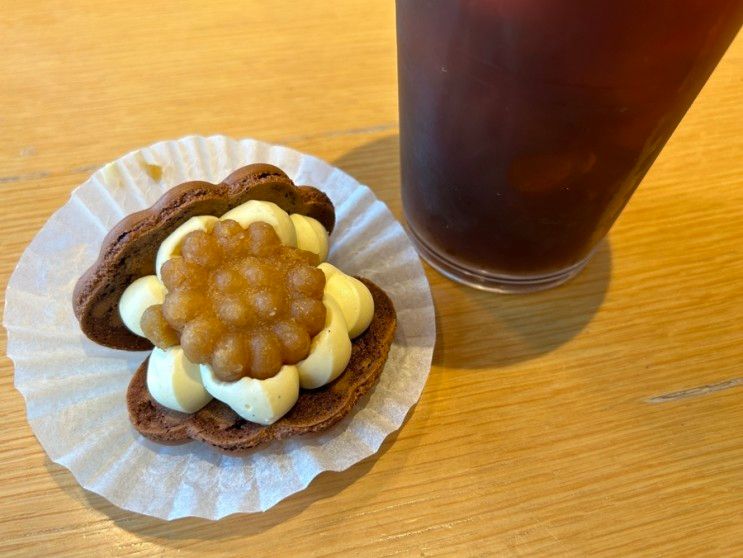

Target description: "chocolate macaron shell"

left=294, top=186, right=336, bottom=235
left=221, top=162, right=290, bottom=184
left=73, top=163, right=335, bottom=351
left=221, top=165, right=335, bottom=234
left=126, top=278, right=397, bottom=453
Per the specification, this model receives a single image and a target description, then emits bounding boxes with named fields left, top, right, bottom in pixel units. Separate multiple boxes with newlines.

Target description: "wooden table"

left=1, top=2, right=741, bottom=556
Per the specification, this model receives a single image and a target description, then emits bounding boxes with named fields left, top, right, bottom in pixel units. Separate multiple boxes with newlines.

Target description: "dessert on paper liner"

left=4, top=135, right=435, bottom=520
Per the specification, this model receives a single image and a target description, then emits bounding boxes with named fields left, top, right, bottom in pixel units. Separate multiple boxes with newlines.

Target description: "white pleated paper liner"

left=4, top=135, right=435, bottom=520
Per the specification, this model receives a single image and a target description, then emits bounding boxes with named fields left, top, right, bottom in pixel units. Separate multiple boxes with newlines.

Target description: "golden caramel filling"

left=141, top=219, right=326, bottom=381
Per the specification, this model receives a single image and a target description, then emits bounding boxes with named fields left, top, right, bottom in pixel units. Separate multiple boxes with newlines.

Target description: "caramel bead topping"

left=141, top=219, right=326, bottom=381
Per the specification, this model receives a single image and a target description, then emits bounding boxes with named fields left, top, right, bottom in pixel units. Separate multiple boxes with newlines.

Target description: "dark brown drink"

left=397, top=0, right=743, bottom=291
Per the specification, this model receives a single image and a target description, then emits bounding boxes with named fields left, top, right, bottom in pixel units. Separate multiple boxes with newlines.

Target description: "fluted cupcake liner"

left=5, top=135, right=435, bottom=520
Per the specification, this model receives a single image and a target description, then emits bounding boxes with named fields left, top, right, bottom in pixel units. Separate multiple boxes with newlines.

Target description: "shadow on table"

left=333, top=133, right=402, bottom=218
left=331, top=131, right=612, bottom=370
left=43, top=417, right=410, bottom=543
left=431, top=240, right=612, bottom=370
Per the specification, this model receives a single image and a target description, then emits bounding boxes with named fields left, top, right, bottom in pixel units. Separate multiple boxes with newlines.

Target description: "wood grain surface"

left=1, top=2, right=741, bottom=556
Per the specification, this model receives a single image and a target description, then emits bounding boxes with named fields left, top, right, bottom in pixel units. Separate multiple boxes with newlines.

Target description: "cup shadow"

left=333, top=132, right=612, bottom=370
left=333, top=134, right=403, bottom=219
left=431, top=240, right=612, bottom=370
